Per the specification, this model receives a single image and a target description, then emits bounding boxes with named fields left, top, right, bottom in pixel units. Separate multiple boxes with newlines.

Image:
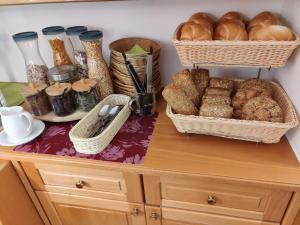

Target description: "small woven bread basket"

left=69, top=94, right=131, bottom=154
left=173, top=23, right=300, bottom=68
left=166, top=80, right=298, bottom=143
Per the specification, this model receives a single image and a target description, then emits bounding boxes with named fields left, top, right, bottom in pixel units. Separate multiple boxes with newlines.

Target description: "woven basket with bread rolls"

left=173, top=11, right=300, bottom=68
left=162, top=69, right=298, bottom=143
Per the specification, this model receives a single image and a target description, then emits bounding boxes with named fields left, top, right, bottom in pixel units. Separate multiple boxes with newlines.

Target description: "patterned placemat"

left=14, top=113, right=158, bottom=164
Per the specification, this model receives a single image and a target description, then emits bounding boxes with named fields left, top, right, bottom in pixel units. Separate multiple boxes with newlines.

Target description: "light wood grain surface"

left=0, top=95, right=300, bottom=187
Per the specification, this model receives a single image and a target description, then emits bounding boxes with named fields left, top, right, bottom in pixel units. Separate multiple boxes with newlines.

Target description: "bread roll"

left=205, top=87, right=231, bottom=97
left=214, top=20, right=248, bottom=41
left=172, top=69, right=200, bottom=107
left=220, top=11, right=244, bottom=23
left=180, top=22, right=212, bottom=41
left=209, top=78, right=234, bottom=92
left=202, top=94, right=231, bottom=106
left=200, top=103, right=233, bottom=118
left=189, top=12, right=215, bottom=27
left=191, top=68, right=209, bottom=96
left=162, top=84, right=198, bottom=116
left=248, top=11, right=281, bottom=31
left=249, top=25, right=295, bottom=41
left=241, top=96, right=283, bottom=122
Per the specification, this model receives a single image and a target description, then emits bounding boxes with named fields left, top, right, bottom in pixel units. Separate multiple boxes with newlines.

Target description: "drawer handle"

left=149, top=212, right=160, bottom=221
left=207, top=195, right=217, bottom=205
left=131, top=208, right=140, bottom=216
left=75, top=180, right=85, bottom=189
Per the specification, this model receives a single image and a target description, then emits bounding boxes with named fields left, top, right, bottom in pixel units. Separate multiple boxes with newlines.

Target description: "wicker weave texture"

left=166, top=80, right=298, bottom=143
left=69, top=94, right=131, bottom=154
left=173, top=23, right=300, bottom=68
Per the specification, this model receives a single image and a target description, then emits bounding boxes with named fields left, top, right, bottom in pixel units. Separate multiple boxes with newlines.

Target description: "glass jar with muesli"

left=13, top=31, right=49, bottom=85
left=42, top=26, right=72, bottom=66
left=66, top=26, right=88, bottom=79
left=79, top=30, right=114, bottom=99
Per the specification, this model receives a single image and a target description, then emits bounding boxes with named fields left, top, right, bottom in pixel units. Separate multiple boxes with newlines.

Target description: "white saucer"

left=0, top=120, right=45, bottom=146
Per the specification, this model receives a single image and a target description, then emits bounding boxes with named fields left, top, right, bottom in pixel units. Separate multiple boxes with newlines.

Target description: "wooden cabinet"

left=36, top=191, right=146, bottom=225
left=0, top=161, right=43, bottom=225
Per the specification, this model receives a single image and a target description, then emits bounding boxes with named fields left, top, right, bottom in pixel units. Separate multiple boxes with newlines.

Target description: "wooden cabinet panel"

left=145, top=206, right=161, bottom=225
left=292, top=210, right=300, bottom=225
left=162, top=207, right=279, bottom=225
left=21, top=162, right=143, bottom=203
left=36, top=191, right=146, bottom=225
left=0, top=161, right=43, bottom=225
left=160, top=176, right=292, bottom=222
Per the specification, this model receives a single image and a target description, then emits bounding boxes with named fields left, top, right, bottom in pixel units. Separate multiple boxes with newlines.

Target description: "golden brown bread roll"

left=248, top=11, right=281, bottom=31
left=220, top=11, right=244, bottom=23
left=200, top=103, right=233, bottom=118
left=249, top=25, right=295, bottom=41
left=214, top=19, right=248, bottom=41
left=180, top=22, right=212, bottom=41
left=172, top=70, right=200, bottom=107
left=162, top=84, right=198, bottom=116
left=241, top=96, right=283, bottom=122
left=189, top=12, right=215, bottom=28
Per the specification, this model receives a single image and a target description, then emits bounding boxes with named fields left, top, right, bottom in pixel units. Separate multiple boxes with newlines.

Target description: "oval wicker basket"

left=166, top=80, right=298, bottom=143
left=69, top=94, right=131, bottom=154
left=173, top=23, right=300, bottom=68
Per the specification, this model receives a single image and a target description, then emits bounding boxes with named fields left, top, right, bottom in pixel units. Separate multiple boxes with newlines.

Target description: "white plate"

left=35, top=110, right=88, bottom=122
left=0, top=120, right=45, bottom=146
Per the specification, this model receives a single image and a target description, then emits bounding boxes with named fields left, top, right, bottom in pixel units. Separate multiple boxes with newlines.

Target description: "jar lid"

left=79, top=30, right=103, bottom=41
left=47, top=65, right=77, bottom=82
left=21, top=83, right=48, bottom=97
left=42, top=26, right=65, bottom=35
left=66, top=26, right=88, bottom=36
left=72, top=78, right=99, bottom=92
left=13, top=31, right=38, bottom=42
left=46, top=82, right=72, bottom=96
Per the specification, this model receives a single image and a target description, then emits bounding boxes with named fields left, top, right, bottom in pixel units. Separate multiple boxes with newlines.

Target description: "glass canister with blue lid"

left=42, top=26, right=72, bottom=66
left=66, top=26, right=88, bottom=79
left=13, top=31, right=49, bottom=85
left=79, top=30, right=113, bottom=99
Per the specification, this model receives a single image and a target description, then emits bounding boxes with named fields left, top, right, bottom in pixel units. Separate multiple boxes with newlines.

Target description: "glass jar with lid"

left=42, top=26, right=72, bottom=66
left=66, top=26, right=88, bottom=79
left=13, top=31, right=49, bottom=85
left=79, top=30, right=114, bottom=99
left=47, top=65, right=78, bottom=84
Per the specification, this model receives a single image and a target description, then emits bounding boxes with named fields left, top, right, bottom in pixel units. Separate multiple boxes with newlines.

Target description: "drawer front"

left=36, top=163, right=126, bottom=193
left=160, top=176, right=292, bottom=222
left=162, top=207, right=279, bottom=225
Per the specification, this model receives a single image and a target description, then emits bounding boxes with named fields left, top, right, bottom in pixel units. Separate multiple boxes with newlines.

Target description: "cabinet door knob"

left=149, top=212, right=160, bottom=221
left=75, top=180, right=85, bottom=189
left=207, top=195, right=217, bottom=205
left=131, top=208, right=140, bottom=216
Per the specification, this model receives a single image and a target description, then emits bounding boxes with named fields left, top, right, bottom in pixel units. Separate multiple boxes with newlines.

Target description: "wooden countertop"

left=0, top=95, right=300, bottom=187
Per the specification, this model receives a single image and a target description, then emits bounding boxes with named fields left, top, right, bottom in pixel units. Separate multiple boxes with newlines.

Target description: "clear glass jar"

left=79, top=30, right=114, bottom=99
left=42, top=26, right=72, bottom=66
left=13, top=31, right=49, bottom=85
left=66, top=26, right=88, bottom=79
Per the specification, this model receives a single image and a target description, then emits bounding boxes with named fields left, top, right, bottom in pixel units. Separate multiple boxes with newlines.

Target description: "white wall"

left=274, top=0, right=300, bottom=161
left=0, top=0, right=284, bottom=84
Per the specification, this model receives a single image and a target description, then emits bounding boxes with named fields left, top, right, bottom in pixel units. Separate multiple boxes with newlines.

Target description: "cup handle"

left=20, top=112, right=33, bottom=132
left=128, top=97, right=138, bottom=114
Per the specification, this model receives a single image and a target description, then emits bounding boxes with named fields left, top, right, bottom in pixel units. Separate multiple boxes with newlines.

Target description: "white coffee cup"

left=0, top=106, right=33, bottom=139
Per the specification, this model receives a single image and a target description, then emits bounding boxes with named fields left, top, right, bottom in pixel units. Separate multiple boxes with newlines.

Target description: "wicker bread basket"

left=69, top=94, right=131, bottom=154
left=173, top=23, right=300, bottom=68
left=166, top=80, right=298, bottom=143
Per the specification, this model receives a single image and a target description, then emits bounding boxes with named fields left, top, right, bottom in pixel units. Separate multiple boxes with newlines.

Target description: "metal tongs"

left=146, top=46, right=153, bottom=93
left=122, top=52, right=146, bottom=94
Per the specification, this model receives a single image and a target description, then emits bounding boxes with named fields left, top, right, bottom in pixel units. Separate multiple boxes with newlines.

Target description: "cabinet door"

left=37, top=191, right=146, bottom=225
left=0, top=161, right=43, bottom=225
